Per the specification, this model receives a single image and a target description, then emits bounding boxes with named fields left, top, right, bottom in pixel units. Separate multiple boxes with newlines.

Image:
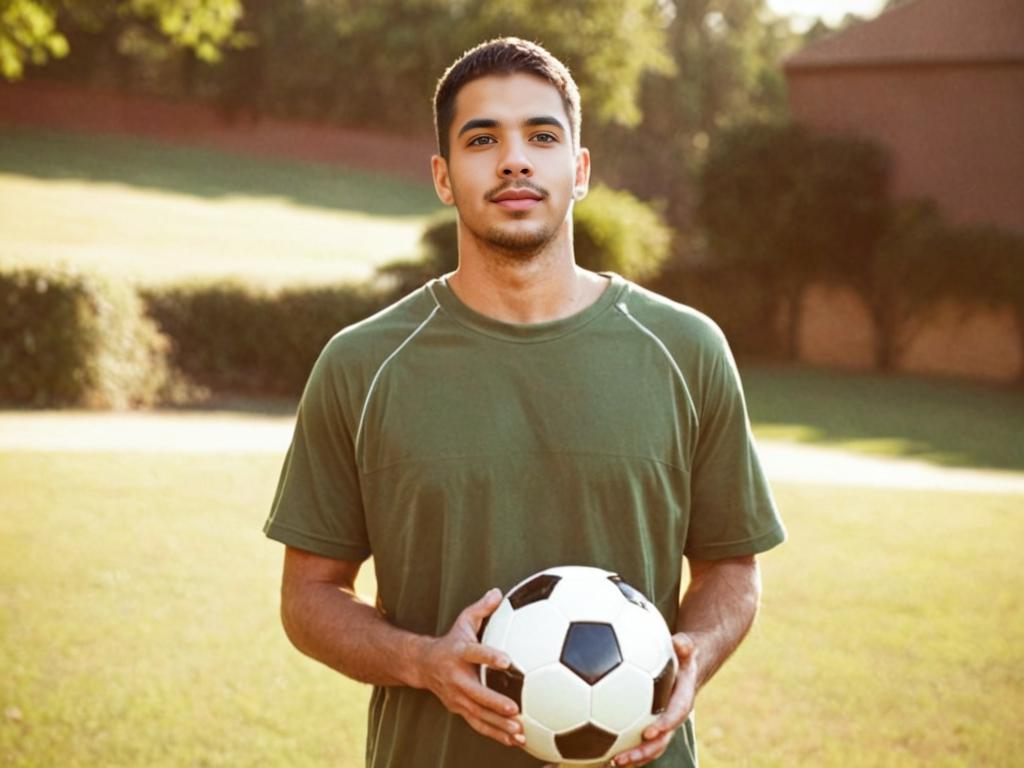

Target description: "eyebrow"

left=457, top=115, right=567, bottom=138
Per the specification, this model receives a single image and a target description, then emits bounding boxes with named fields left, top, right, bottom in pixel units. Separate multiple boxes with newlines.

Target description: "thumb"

left=673, top=633, right=696, bottom=661
left=463, top=587, right=503, bottom=626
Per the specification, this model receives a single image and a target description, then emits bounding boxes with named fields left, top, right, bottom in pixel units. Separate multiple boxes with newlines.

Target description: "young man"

left=264, top=37, right=785, bottom=768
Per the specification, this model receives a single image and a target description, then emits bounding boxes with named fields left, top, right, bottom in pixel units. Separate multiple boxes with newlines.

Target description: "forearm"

left=676, top=556, right=761, bottom=690
left=281, top=581, right=429, bottom=688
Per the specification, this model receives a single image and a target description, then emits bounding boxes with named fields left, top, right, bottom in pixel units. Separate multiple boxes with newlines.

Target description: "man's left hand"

left=609, top=633, right=698, bottom=767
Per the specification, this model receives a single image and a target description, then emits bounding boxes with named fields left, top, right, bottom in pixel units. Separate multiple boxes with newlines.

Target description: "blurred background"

left=1, top=1, right=1022, bottom=766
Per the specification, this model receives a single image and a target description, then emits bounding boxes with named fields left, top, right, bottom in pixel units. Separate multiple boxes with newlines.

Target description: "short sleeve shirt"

left=264, top=272, right=785, bottom=767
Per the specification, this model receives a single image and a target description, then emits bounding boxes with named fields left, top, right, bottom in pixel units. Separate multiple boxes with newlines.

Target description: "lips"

left=490, top=187, right=544, bottom=211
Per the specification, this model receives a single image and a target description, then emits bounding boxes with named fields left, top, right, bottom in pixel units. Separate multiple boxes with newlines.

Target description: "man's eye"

left=468, top=135, right=495, bottom=146
left=532, top=133, right=557, bottom=143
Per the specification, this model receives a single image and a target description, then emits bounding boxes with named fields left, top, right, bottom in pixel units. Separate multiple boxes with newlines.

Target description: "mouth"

left=489, top=185, right=546, bottom=211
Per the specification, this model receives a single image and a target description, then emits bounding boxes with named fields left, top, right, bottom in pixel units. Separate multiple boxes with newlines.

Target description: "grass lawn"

left=2, top=451, right=1021, bottom=767
left=0, top=127, right=443, bottom=289
left=743, top=365, right=1024, bottom=473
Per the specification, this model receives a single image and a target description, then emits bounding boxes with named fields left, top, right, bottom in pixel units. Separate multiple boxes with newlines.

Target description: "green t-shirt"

left=264, top=271, right=785, bottom=767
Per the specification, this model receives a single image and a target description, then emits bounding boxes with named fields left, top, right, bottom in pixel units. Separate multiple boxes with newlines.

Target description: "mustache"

left=485, top=180, right=549, bottom=201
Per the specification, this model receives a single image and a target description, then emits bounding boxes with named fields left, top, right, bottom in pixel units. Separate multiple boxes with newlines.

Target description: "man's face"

left=432, top=73, right=590, bottom=258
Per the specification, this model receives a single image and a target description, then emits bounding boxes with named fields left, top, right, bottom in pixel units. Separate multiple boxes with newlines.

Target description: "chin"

left=482, top=224, right=557, bottom=255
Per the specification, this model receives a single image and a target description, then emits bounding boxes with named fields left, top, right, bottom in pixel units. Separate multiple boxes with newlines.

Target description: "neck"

left=447, top=223, right=607, bottom=324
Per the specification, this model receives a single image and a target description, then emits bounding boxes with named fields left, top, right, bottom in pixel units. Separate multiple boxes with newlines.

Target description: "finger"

left=460, top=641, right=511, bottom=669
left=463, top=711, right=526, bottom=748
left=673, top=633, right=696, bottom=661
left=611, top=729, right=671, bottom=766
left=459, top=588, right=504, bottom=630
left=464, top=674, right=520, bottom=716
left=646, top=679, right=693, bottom=738
left=460, top=695, right=523, bottom=736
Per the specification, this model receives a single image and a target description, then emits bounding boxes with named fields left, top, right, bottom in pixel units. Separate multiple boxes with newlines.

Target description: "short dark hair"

left=433, top=37, right=581, bottom=161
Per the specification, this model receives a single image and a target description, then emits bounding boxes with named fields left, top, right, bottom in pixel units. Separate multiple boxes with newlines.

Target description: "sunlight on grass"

left=0, top=174, right=429, bottom=288
left=0, top=128, right=444, bottom=289
left=3, top=452, right=1022, bottom=767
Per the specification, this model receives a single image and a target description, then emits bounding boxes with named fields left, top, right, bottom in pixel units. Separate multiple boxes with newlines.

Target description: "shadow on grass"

left=0, top=126, right=441, bottom=218
left=741, top=364, right=1024, bottom=473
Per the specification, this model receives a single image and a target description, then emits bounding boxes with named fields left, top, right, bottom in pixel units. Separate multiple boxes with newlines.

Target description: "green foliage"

left=697, top=120, right=891, bottom=357
left=142, top=279, right=388, bottom=397
left=572, top=184, right=672, bottom=279
left=377, top=183, right=672, bottom=294
left=0, top=265, right=176, bottom=407
left=0, top=0, right=246, bottom=81
left=0, top=0, right=69, bottom=80
left=589, top=0, right=798, bottom=227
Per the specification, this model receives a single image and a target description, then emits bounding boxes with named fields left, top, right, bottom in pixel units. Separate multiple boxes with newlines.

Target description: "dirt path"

left=2, top=410, right=1023, bottom=494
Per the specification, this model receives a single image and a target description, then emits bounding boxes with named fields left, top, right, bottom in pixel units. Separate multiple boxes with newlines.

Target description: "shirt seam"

left=614, top=300, right=701, bottom=431
left=361, top=449, right=691, bottom=477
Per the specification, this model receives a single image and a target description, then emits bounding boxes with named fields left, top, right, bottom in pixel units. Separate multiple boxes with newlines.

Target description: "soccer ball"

left=478, top=565, right=678, bottom=764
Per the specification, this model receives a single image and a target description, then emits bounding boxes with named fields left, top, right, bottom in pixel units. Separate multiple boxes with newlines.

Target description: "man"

left=264, top=37, right=785, bottom=768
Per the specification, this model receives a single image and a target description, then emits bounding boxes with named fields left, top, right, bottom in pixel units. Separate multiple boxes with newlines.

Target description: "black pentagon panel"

left=560, top=622, right=622, bottom=685
left=555, top=723, right=618, bottom=760
left=508, top=574, right=562, bottom=609
left=608, top=574, right=652, bottom=611
left=651, top=658, right=676, bottom=715
left=484, top=664, right=524, bottom=710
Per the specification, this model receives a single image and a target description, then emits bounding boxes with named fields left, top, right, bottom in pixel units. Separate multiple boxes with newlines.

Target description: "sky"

left=765, top=0, right=889, bottom=28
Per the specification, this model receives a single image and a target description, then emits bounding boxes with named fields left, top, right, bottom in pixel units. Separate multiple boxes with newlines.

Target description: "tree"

left=588, top=0, right=798, bottom=229
left=0, top=0, right=250, bottom=81
left=697, top=121, right=890, bottom=359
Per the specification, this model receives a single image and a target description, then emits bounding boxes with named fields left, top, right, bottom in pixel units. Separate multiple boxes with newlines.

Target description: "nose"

left=499, top=138, right=533, bottom=178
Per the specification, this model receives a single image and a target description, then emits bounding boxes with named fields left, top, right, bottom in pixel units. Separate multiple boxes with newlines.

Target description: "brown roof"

left=785, top=0, right=1024, bottom=70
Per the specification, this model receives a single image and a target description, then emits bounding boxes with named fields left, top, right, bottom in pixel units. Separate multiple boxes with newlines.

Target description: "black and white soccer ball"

left=479, top=565, right=678, bottom=764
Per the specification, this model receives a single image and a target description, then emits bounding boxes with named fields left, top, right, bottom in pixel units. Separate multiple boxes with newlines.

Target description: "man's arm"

left=611, top=554, right=762, bottom=768
left=279, top=546, right=526, bottom=748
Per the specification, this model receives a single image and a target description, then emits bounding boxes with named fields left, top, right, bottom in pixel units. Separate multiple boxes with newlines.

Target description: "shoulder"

left=614, top=278, right=729, bottom=360
left=317, top=282, right=441, bottom=375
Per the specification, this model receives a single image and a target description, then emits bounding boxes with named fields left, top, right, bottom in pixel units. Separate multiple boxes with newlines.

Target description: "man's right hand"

left=413, top=588, right=526, bottom=748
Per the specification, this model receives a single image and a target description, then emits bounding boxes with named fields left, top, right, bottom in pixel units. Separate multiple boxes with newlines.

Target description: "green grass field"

left=0, top=127, right=443, bottom=288
left=743, top=365, right=1024, bottom=473
left=2, top=451, right=1021, bottom=767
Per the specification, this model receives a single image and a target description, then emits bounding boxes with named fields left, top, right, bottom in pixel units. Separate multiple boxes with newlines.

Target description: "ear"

left=573, top=147, right=591, bottom=201
left=431, top=154, right=455, bottom=206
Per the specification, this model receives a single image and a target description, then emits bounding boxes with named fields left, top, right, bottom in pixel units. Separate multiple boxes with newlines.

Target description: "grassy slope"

left=0, top=128, right=443, bottom=289
left=2, top=452, right=1021, bottom=767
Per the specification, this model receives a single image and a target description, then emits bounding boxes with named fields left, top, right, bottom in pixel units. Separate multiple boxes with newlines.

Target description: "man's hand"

left=609, top=634, right=698, bottom=767
left=414, top=588, right=527, bottom=748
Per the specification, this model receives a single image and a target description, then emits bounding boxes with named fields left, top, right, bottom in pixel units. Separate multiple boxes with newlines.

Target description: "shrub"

left=376, top=183, right=673, bottom=292
left=697, top=121, right=890, bottom=358
left=0, top=265, right=177, bottom=408
left=142, top=279, right=389, bottom=397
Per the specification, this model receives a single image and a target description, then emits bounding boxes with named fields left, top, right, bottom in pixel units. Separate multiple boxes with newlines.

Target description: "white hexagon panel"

left=503, top=600, right=570, bottom=673
left=519, top=713, right=562, bottom=764
left=612, top=600, right=675, bottom=676
left=479, top=596, right=515, bottom=650
left=548, top=569, right=629, bottom=623
left=522, top=663, right=592, bottom=733
left=591, top=661, right=655, bottom=734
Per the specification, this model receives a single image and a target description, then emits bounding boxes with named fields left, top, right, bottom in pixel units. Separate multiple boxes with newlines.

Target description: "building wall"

left=787, top=63, right=1024, bottom=233
left=799, top=283, right=1022, bottom=382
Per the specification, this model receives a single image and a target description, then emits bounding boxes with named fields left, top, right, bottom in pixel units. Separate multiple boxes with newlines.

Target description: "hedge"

left=0, top=265, right=177, bottom=408
left=141, top=279, right=389, bottom=397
